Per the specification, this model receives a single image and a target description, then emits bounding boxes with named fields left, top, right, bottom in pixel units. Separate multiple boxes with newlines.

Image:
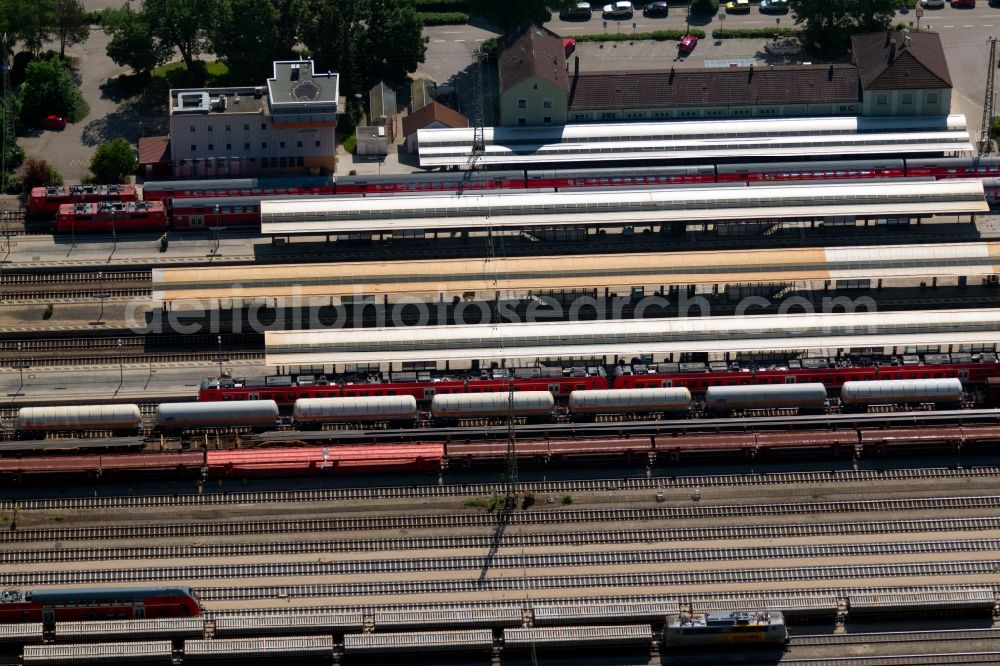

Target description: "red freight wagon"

left=55, top=201, right=167, bottom=233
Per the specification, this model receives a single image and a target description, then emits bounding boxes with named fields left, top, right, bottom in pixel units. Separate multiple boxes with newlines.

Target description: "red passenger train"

left=55, top=201, right=168, bottom=233
left=0, top=586, right=201, bottom=624
left=46, top=156, right=1000, bottom=233
left=199, top=353, right=1000, bottom=408
left=27, top=184, right=138, bottom=217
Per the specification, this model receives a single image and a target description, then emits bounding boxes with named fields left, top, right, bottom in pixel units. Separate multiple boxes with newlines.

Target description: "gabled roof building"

left=498, top=23, right=569, bottom=126
left=851, top=30, right=952, bottom=116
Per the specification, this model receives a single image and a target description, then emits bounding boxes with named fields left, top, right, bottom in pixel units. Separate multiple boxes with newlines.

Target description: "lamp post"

left=213, top=335, right=229, bottom=379
left=117, top=338, right=123, bottom=388
left=92, top=271, right=110, bottom=327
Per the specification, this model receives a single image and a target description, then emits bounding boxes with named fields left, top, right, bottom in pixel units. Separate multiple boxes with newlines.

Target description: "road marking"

left=433, top=39, right=446, bottom=42
left=475, top=38, right=486, bottom=42
left=963, top=24, right=975, bottom=26
left=455, top=39, right=466, bottom=41
left=440, top=31, right=463, bottom=34
left=943, top=24, right=954, bottom=27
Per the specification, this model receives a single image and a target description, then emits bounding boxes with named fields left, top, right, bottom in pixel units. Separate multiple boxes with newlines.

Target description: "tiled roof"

left=499, top=22, right=568, bottom=94
left=567, top=65, right=860, bottom=111
left=137, top=136, right=170, bottom=165
left=851, top=31, right=952, bottom=90
left=402, top=101, right=469, bottom=138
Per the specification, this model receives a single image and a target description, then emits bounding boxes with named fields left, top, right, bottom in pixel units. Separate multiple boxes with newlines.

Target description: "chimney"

left=574, top=55, right=580, bottom=79
left=828, top=64, right=834, bottom=80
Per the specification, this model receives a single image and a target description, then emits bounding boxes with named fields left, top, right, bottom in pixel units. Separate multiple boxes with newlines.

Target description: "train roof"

left=142, top=175, right=334, bottom=192
left=4, top=587, right=196, bottom=604
left=669, top=611, right=784, bottom=628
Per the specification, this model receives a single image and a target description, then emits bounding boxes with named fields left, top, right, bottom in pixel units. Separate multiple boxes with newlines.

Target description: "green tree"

left=142, top=0, right=215, bottom=71
left=89, top=138, right=135, bottom=184
left=53, top=0, right=90, bottom=58
left=19, top=56, right=87, bottom=124
left=466, top=0, right=574, bottom=31
left=301, top=0, right=428, bottom=96
left=101, top=4, right=172, bottom=76
left=13, top=0, right=57, bottom=56
left=208, top=0, right=303, bottom=80
left=21, top=157, right=63, bottom=189
left=790, top=0, right=896, bottom=52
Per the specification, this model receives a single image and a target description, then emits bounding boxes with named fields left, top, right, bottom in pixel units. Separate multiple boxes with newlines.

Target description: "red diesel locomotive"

left=0, top=586, right=201, bottom=624
left=55, top=201, right=168, bottom=233
left=27, top=184, right=138, bottom=217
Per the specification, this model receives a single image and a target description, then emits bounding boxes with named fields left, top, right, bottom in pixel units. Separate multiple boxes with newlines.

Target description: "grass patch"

left=713, top=28, right=799, bottom=39
left=418, top=11, right=469, bottom=24
left=342, top=134, right=357, bottom=154
left=42, top=304, right=53, bottom=320
left=561, top=495, right=573, bottom=505
left=464, top=496, right=505, bottom=511
left=152, top=60, right=232, bottom=88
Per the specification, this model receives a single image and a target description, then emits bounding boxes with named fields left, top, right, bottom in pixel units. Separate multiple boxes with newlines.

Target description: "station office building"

left=498, top=26, right=952, bottom=126
left=167, top=60, right=343, bottom=177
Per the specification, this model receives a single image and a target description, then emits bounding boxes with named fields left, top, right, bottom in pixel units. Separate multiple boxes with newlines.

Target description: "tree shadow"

left=100, top=74, right=151, bottom=103
left=80, top=95, right=169, bottom=147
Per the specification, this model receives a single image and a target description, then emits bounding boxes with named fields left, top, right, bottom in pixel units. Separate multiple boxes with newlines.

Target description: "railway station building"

left=497, top=25, right=952, bottom=126
left=157, top=60, right=343, bottom=178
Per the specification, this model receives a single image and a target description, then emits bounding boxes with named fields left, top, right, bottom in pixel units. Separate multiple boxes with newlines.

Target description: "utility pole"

left=979, top=36, right=998, bottom=156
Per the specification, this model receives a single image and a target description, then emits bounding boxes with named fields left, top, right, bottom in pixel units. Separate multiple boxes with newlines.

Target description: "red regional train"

left=27, top=184, right=138, bottom=216
left=55, top=201, right=168, bottom=233
left=36, top=156, right=1000, bottom=233
left=199, top=352, right=1000, bottom=408
left=0, top=586, right=201, bottom=624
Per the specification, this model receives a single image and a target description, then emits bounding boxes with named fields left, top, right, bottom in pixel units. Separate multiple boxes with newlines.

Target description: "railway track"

left=4, top=467, right=999, bottom=513
left=9, top=539, right=1000, bottom=587
left=0, top=270, right=152, bottom=285
left=791, top=628, right=1000, bottom=647
left=189, top=559, right=1000, bottom=601
left=8, top=516, right=1000, bottom=564
left=0, top=333, right=264, bottom=365
left=6, top=495, right=1000, bottom=543
left=0, top=270, right=153, bottom=302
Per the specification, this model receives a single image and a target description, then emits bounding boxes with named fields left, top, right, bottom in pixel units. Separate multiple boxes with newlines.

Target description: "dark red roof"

left=401, top=101, right=469, bottom=138
left=851, top=31, right=952, bottom=91
left=568, top=65, right=860, bottom=112
left=138, top=136, right=170, bottom=165
left=499, top=22, right=568, bottom=94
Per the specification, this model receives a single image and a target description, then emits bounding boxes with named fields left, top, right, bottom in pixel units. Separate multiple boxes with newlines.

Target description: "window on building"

left=244, top=142, right=250, bottom=149
left=928, top=92, right=939, bottom=104
left=518, top=117, right=527, bottom=126
left=261, top=157, right=269, bottom=167
left=297, top=156, right=304, bottom=166
left=262, top=142, right=267, bottom=149
left=279, top=156, right=288, bottom=167
left=297, top=140, right=303, bottom=148
left=191, top=144, right=197, bottom=151
left=279, top=141, right=285, bottom=148
left=208, top=143, right=213, bottom=150
left=261, top=122, right=267, bottom=129
left=208, top=125, right=213, bottom=131
left=532, top=83, right=538, bottom=90
left=517, top=99, right=527, bottom=109
left=226, top=143, right=232, bottom=150
left=876, top=93, right=888, bottom=105
left=190, top=125, right=195, bottom=132
left=315, top=140, right=321, bottom=147
left=243, top=123, right=250, bottom=130
left=543, top=116, right=552, bottom=124
left=902, top=93, right=914, bottom=104
left=225, top=124, right=231, bottom=131
left=601, top=112, right=617, bottom=120
left=543, top=98, right=552, bottom=109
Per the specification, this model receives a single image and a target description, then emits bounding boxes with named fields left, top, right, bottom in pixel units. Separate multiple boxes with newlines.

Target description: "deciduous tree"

left=89, top=138, right=135, bottom=184
left=18, top=56, right=87, bottom=124
left=790, top=0, right=896, bottom=53
left=208, top=0, right=304, bottom=80
left=53, top=0, right=89, bottom=57
left=142, top=0, right=215, bottom=72
left=101, top=3, right=172, bottom=76
left=21, top=157, right=63, bottom=189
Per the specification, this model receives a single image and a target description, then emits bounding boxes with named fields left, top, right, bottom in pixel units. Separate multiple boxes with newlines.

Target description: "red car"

left=678, top=34, right=698, bottom=54
left=42, top=115, right=67, bottom=130
left=951, top=0, right=974, bottom=6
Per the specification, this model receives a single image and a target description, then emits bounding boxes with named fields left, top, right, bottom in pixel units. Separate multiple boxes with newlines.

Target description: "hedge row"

left=574, top=29, right=707, bottom=43
left=712, top=27, right=799, bottom=39
left=418, top=11, right=470, bottom=25
left=690, top=0, right=720, bottom=15
left=414, top=0, right=469, bottom=9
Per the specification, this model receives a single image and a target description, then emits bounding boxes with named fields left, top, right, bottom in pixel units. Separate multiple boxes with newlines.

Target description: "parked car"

left=41, top=115, right=67, bottom=130
left=560, top=1, right=593, bottom=19
left=563, top=38, right=577, bottom=55
left=643, top=1, right=669, bottom=16
left=678, top=34, right=698, bottom=54
left=602, top=1, right=634, bottom=19
left=950, top=0, right=974, bottom=6
left=759, top=0, right=789, bottom=12
left=726, top=0, right=751, bottom=11
left=919, top=0, right=945, bottom=6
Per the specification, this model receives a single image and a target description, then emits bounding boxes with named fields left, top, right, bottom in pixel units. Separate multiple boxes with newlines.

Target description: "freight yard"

left=8, top=8, right=1000, bottom=665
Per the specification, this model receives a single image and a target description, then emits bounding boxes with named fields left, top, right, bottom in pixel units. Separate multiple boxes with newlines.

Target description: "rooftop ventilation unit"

left=174, top=91, right=211, bottom=113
